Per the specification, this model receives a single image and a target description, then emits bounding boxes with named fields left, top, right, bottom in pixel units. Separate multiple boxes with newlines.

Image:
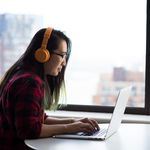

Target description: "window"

left=0, top=0, right=149, bottom=114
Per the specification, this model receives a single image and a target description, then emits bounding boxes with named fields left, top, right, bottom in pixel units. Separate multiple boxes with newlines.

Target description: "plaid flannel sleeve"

left=11, top=75, right=44, bottom=140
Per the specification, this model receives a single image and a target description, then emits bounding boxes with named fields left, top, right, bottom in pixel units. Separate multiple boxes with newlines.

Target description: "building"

left=93, top=67, right=145, bottom=107
left=0, top=13, right=43, bottom=76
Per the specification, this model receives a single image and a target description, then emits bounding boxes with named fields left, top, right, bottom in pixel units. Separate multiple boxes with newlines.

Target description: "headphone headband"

left=41, top=27, right=53, bottom=49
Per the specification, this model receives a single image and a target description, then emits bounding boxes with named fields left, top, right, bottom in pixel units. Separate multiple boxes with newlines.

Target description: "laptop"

left=54, top=86, right=132, bottom=140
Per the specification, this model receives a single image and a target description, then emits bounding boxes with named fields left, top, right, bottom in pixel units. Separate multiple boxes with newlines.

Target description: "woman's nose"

left=62, top=58, right=66, bottom=66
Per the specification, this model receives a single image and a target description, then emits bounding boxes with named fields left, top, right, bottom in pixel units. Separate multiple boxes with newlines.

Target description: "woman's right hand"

left=65, top=121, right=96, bottom=134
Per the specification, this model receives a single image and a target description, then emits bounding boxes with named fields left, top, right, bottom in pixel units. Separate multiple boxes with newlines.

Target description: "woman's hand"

left=66, top=118, right=100, bottom=134
left=65, top=121, right=95, bottom=134
left=76, top=118, right=100, bottom=131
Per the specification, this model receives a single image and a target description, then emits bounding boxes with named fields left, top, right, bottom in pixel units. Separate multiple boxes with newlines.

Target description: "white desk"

left=25, top=124, right=150, bottom=150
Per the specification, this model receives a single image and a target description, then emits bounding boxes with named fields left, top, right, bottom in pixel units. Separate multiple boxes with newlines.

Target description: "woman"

left=0, top=27, right=99, bottom=150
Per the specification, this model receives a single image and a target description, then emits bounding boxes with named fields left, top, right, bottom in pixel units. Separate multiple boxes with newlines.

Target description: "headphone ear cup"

left=35, top=49, right=50, bottom=63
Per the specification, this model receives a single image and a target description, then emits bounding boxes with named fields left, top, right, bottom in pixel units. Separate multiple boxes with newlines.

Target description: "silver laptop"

left=54, top=86, right=132, bottom=140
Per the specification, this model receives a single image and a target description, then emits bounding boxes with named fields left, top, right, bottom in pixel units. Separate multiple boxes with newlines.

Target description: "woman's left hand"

left=73, top=118, right=100, bottom=131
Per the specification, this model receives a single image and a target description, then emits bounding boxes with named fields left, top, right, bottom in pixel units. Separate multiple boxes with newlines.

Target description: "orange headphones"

left=35, top=27, right=53, bottom=63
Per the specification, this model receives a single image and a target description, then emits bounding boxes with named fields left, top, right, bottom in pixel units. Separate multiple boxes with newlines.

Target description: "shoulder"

left=9, top=71, right=44, bottom=90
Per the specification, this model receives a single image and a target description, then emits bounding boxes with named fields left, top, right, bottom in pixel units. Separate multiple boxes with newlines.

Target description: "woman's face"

left=44, top=40, right=68, bottom=76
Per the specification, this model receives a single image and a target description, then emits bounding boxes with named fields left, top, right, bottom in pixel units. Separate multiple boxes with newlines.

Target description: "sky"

left=0, top=0, right=146, bottom=73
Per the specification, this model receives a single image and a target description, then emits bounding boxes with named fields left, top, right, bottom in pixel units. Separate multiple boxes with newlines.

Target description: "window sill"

left=45, top=110, right=150, bottom=124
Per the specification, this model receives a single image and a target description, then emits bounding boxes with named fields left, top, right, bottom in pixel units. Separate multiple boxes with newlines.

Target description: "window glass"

left=0, top=0, right=146, bottom=107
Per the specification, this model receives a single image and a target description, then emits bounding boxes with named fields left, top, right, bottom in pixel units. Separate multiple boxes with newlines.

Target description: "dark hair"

left=0, top=28, right=71, bottom=110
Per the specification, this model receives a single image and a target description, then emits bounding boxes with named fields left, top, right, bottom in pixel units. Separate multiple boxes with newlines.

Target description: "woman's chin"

left=46, top=71, right=59, bottom=76
left=52, top=71, right=59, bottom=76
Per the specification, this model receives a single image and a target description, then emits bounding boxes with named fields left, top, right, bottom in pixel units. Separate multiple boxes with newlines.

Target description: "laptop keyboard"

left=78, top=128, right=106, bottom=136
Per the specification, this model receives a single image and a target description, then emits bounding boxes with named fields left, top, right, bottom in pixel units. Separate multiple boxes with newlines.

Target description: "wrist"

left=64, top=124, right=69, bottom=133
left=69, top=118, right=75, bottom=124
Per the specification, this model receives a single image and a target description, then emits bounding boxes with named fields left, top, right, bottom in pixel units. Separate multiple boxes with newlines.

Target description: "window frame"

left=58, top=0, right=150, bottom=115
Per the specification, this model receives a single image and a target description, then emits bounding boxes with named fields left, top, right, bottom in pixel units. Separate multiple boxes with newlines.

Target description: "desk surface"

left=25, top=124, right=150, bottom=150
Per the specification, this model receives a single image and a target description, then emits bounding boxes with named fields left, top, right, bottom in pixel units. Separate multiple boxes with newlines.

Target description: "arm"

left=44, top=116, right=100, bottom=130
left=41, top=116, right=100, bottom=137
left=40, top=121, right=96, bottom=138
left=40, top=124, right=67, bottom=137
left=44, top=116, right=75, bottom=124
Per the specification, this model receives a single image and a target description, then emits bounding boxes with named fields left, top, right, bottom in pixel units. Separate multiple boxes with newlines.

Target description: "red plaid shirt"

left=0, top=70, right=46, bottom=150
